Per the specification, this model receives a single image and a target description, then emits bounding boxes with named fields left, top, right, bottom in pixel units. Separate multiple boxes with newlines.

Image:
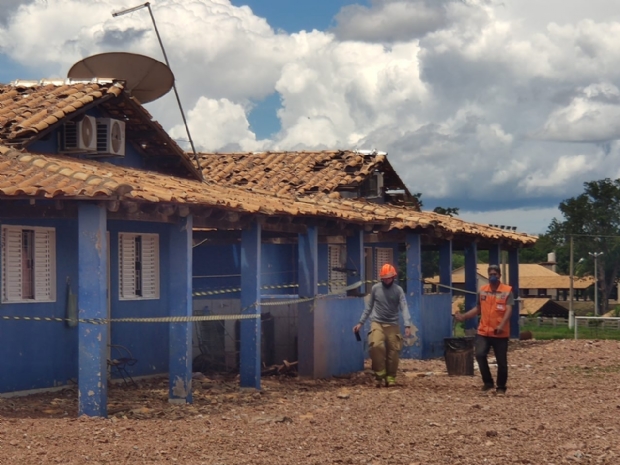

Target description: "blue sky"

left=230, top=0, right=366, bottom=34
left=231, top=0, right=367, bottom=140
left=4, top=0, right=620, bottom=235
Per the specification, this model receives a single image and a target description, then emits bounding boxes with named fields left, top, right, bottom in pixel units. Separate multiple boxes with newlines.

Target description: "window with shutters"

left=328, top=244, right=347, bottom=294
left=375, top=247, right=394, bottom=280
left=1, top=226, right=56, bottom=303
left=119, top=233, right=159, bottom=300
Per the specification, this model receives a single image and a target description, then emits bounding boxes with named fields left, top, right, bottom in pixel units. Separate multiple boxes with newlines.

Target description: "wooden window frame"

left=119, top=232, right=160, bottom=301
left=1, top=225, right=56, bottom=303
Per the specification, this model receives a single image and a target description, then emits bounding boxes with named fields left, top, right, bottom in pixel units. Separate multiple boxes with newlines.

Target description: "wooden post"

left=488, top=244, right=501, bottom=270
left=464, top=242, right=478, bottom=333
left=168, top=215, right=193, bottom=403
left=509, top=248, right=520, bottom=339
left=298, top=226, right=318, bottom=377
left=439, top=240, right=452, bottom=294
left=346, top=229, right=365, bottom=295
left=405, top=232, right=423, bottom=359
left=77, top=203, right=108, bottom=417
left=240, top=221, right=262, bottom=389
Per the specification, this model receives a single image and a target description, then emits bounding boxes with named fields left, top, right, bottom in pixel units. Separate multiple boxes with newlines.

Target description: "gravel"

left=0, top=339, right=619, bottom=464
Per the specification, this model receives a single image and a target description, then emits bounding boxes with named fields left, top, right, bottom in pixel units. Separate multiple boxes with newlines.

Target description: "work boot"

left=496, top=387, right=506, bottom=396
left=386, top=376, right=396, bottom=387
left=481, top=383, right=494, bottom=392
left=374, top=370, right=387, bottom=388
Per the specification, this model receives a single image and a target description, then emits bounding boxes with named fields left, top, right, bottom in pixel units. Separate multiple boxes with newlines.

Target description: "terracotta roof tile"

left=0, top=146, right=537, bottom=246
left=0, top=80, right=202, bottom=180
left=519, top=276, right=594, bottom=290
left=196, top=150, right=409, bottom=197
left=0, top=80, right=124, bottom=142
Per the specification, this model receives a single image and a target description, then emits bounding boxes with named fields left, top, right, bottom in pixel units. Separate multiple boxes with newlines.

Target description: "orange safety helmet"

left=379, top=263, right=397, bottom=279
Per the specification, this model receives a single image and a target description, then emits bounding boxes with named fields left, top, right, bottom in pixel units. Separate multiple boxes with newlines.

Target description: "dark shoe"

left=496, top=388, right=506, bottom=396
left=481, top=384, right=495, bottom=392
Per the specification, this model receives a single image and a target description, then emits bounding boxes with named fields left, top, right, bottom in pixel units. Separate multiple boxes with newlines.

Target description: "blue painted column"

left=439, top=240, right=452, bottom=294
left=404, top=232, right=423, bottom=359
left=488, top=244, right=501, bottom=269
left=464, top=242, right=478, bottom=332
left=78, top=203, right=108, bottom=417
left=298, top=226, right=318, bottom=377
left=346, top=229, right=365, bottom=294
left=508, top=248, right=520, bottom=339
left=168, top=215, right=193, bottom=403
left=240, top=221, right=262, bottom=388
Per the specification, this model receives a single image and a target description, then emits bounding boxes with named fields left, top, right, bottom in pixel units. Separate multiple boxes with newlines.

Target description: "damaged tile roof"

left=197, top=150, right=411, bottom=198
left=0, top=79, right=201, bottom=180
left=0, top=146, right=537, bottom=246
left=0, top=80, right=123, bottom=142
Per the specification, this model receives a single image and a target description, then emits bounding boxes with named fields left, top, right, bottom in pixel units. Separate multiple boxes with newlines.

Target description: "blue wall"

left=420, top=294, right=453, bottom=359
left=107, top=220, right=171, bottom=377
left=0, top=215, right=177, bottom=392
left=0, top=216, right=79, bottom=392
left=400, top=293, right=452, bottom=360
left=313, top=296, right=365, bottom=378
left=193, top=243, right=241, bottom=298
left=192, top=243, right=297, bottom=299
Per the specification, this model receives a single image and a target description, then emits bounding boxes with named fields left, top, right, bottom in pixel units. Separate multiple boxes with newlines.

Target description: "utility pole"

left=589, top=251, right=604, bottom=316
left=569, top=236, right=574, bottom=328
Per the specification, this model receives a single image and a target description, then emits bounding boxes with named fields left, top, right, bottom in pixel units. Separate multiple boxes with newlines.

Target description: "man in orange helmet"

left=454, top=264, right=513, bottom=395
left=353, top=263, right=412, bottom=387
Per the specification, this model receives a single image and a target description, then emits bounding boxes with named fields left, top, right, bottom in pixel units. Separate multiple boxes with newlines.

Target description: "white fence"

left=574, top=316, right=620, bottom=340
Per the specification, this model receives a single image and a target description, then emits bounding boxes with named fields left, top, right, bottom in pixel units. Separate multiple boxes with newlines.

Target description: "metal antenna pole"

left=112, top=2, right=199, bottom=167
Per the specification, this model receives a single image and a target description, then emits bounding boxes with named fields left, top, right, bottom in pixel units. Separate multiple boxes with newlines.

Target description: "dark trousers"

left=475, top=335, right=508, bottom=390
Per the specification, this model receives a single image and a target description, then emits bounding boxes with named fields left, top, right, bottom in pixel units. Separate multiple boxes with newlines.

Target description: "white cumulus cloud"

left=4, top=0, right=620, bottom=232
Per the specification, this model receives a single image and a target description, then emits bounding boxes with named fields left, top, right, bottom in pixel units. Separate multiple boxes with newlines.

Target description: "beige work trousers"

left=368, top=321, right=403, bottom=378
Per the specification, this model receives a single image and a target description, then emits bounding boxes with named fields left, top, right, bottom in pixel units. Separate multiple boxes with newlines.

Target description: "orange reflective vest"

left=477, top=283, right=513, bottom=338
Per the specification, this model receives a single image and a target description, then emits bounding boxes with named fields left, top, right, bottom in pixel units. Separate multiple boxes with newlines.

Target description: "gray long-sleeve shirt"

left=358, top=283, right=412, bottom=327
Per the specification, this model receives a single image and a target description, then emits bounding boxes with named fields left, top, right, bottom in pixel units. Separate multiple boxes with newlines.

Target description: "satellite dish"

left=68, top=52, right=174, bottom=104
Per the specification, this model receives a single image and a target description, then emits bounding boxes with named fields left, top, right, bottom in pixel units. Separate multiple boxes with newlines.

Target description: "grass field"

left=521, top=321, right=620, bottom=340
left=453, top=321, right=620, bottom=340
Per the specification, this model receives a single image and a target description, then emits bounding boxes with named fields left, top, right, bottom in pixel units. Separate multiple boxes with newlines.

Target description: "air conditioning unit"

left=96, top=118, right=126, bottom=157
left=61, top=115, right=97, bottom=153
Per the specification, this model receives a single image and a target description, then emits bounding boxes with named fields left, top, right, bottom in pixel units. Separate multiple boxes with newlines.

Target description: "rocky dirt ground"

left=1, top=339, right=619, bottom=465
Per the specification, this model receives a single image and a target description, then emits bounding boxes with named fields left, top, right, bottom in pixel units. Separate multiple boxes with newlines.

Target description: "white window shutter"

left=119, top=233, right=136, bottom=299
left=375, top=247, right=394, bottom=280
left=141, top=234, right=159, bottom=299
left=2, top=227, right=23, bottom=302
left=328, top=244, right=347, bottom=294
left=34, top=229, right=55, bottom=301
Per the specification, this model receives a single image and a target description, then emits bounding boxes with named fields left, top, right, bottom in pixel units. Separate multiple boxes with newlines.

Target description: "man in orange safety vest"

left=455, top=264, right=513, bottom=395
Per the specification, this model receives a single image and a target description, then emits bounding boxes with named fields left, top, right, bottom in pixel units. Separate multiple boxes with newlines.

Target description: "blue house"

left=190, top=150, right=537, bottom=376
left=0, top=78, right=536, bottom=417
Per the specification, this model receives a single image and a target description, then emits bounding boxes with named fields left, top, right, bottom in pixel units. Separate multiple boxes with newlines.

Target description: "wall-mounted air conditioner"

left=96, top=118, right=126, bottom=157
left=61, top=115, right=97, bottom=153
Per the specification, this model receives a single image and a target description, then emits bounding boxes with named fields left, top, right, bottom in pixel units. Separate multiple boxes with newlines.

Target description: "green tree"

left=519, top=233, right=563, bottom=267
left=546, top=178, right=620, bottom=314
left=433, top=206, right=460, bottom=216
